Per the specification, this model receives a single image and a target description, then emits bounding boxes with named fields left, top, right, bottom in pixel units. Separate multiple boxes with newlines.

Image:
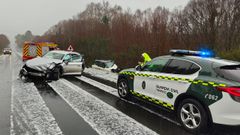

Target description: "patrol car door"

left=152, top=59, right=200, bottom=107
left=134, top=58, right=170, bottom=99
left=63, top=54, right=83, bottom=73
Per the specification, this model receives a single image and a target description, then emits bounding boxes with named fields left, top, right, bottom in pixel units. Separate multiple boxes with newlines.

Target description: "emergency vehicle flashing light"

left=170, top=49, right=215, bottom=58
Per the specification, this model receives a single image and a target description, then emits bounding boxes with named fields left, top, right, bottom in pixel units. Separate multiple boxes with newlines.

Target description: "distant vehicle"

left=92, top=60, right=119, bottom=72
left=3, top=48, right=12, bottom=55
left=117, top=49, right=240, bottom=133
left=22, top=42, right=58, bottom=61
left=19, top=50, right=85, bottom=80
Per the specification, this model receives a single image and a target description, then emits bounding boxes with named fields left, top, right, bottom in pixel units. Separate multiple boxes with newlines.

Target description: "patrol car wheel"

left=117, top=79, right=130, bottom=99
left=177, top=98, right=208, bottom=133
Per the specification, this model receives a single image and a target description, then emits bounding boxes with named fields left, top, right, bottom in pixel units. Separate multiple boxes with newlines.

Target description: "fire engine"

left=22, top=42, right=58, bottom=61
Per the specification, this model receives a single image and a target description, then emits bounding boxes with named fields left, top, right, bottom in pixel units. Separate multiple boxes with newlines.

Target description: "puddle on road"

left=33, top=80, right=98, bottom=135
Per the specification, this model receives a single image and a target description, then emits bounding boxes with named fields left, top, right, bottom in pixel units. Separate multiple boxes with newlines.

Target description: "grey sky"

left=0, top=0, right=189, bottom=42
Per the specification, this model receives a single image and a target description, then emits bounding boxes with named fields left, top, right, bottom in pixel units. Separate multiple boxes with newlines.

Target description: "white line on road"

left=49, top=79, right=159, bottom=135
left=76, top=76, right=118, bottom=97
left=10, top=53, right=63, bottom=135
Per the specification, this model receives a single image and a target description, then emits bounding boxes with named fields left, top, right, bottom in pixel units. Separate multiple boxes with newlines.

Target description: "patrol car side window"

left=142, top=59, right=169, bottom=72
left=162, top=59, right=200, bottom=75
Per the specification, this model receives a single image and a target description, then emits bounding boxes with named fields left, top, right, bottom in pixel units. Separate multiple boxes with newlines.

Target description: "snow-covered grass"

left=10, top=53, right=63, bottom=135
left=84, top=68, right=118, bottom=83
left=49, top=79, right=159, bottom=135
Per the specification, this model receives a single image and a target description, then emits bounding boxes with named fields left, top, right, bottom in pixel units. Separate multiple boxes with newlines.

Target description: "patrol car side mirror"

left=135, top=65, right=142, bottom=71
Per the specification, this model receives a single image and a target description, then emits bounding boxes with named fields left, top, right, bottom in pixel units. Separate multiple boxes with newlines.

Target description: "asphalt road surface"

left=0, top=55, right=12, bottom=135
left=1, top=52, right=240, bottom=135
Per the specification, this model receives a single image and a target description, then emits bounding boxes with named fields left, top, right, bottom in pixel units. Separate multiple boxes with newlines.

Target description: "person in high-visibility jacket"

left=139, top=52, right=151, bottom=67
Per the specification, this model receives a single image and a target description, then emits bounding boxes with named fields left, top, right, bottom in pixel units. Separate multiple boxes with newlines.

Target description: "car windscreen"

left=215, top=64, right=240, bottom=82
left=105, top=61, right=114, bottom=68
left=43, top=52, right=65, bottom=60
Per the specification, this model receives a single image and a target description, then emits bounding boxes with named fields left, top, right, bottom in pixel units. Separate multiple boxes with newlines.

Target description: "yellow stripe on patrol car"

left=130, top=90, right=174, bottom=110
left=119, top=71, right=227, bottom=87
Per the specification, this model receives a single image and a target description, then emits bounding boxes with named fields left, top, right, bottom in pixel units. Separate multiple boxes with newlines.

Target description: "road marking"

left=10, top=53, right=63, bottom=135
left=76, top=76, right=180, bottom=126
left=49, top=79, right=159, bottom=135
left=76, top=76, right=118, bottom=96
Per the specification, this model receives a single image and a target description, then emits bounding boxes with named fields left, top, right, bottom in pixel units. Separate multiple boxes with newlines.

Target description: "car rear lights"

left=217, top=87, right=240, bottom=102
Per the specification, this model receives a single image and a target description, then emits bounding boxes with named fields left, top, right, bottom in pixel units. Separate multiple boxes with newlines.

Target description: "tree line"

left=31, top=0, right=240, bottom=68
left=0, top=34, right=10, bottom=53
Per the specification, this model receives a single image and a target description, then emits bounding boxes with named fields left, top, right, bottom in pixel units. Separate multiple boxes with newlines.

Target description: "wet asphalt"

left=0, top=55, right=12, bottom=135
left=1, top=53, right=240, bottom=135
left=34, top=81, right=98, bottom=135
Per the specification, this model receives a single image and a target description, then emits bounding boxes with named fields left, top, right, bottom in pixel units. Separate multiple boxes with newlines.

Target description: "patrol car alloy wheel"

left=180, top=103, right=201, bottom=129
left=118, top=79, right=130, bottom=99
left=177, top=98, right=209, bottom=133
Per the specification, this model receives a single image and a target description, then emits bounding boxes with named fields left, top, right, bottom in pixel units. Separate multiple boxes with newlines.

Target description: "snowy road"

left=1, top=51, right=240, bottom=135
left=0, top=55, right=12, bottom=135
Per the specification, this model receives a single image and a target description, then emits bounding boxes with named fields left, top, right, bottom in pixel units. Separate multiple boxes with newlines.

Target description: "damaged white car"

left=92, top=60, right=119, bottom=72
left=19, top=50, right=85, bottom=80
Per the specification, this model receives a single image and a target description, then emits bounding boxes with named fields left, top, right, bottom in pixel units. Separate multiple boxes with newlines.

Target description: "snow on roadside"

left=49, top=79, right=159, bottom=135
left=10, top=53, right=63, bottom=135
left=76, top=76, right=118, bottom=97
left=84, top=68, right=118, bottom=83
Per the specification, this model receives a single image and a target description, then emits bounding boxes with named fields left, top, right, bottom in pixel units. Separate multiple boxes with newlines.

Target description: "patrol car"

left=117, top=50, right=240, bottom=133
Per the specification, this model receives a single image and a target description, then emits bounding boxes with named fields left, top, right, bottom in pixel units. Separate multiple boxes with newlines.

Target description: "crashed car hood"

left=26, top=57, right=62, bottom=71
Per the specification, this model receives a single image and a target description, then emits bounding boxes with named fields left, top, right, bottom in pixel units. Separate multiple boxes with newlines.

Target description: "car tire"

left=53, top=67, right=61, bottom=80
left=82, top=64, right=85, bottom=71
left=117, top=79, right=131, bottom=99
left=177, top=98, right=209, bottom=134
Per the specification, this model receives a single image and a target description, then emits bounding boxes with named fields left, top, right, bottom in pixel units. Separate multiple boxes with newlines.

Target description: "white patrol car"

left=117, top=50, right=240, bottom=133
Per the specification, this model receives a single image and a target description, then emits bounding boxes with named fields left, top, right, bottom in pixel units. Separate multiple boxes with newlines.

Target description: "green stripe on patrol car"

left=119, top=71, right=226, bottom=87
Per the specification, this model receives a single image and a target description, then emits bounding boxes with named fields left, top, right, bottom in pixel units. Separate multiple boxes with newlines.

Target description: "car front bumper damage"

left=20, top=68, right=46, bottom=77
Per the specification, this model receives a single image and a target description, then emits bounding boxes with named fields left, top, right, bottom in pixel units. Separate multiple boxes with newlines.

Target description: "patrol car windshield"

left=43, top=51, right=65, bottom=60
left=215, top=64, right=240, bottom=82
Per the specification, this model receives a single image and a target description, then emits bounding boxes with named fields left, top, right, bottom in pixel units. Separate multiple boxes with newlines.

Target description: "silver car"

left=19, top=50, right=85, bottom=80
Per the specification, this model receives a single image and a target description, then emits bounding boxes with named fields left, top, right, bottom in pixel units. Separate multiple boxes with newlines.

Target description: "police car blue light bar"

left=170, top=49, right=215, bottom=57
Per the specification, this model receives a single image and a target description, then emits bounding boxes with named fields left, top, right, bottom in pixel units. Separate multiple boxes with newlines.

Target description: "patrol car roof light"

left=170, top=49, right=214, bottom=57
left=217, top=87, right=240, bottom=97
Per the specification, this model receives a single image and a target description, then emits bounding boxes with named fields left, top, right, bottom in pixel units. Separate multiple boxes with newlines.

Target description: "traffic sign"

left=67, top=45, right=74, bottom=51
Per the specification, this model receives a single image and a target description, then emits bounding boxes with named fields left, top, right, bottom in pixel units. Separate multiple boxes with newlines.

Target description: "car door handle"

left=148, top=76, right=155, bottom=80
left=178, top=80, right=189, bottom=84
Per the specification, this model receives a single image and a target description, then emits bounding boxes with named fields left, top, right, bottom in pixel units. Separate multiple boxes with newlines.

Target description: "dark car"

left=3, top=48, right=12, bottom=55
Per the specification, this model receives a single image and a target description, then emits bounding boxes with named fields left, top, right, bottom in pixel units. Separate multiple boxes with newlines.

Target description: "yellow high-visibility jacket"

left=141, top=52, right=151, bottom=66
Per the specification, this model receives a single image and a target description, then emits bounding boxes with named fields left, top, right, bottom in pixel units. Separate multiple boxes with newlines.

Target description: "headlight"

left=48, top=63, right=56, bottom=70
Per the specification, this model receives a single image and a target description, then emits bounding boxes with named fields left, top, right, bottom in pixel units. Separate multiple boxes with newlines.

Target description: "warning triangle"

left=67, top=45, right=74, bottom=51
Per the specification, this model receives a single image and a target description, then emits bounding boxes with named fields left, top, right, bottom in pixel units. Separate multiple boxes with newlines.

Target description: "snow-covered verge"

left=84, top=68, right=118, bottom=83
left=49, top=79, right=159, bottom=135
left=10, top=53, right=63, bottom=135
